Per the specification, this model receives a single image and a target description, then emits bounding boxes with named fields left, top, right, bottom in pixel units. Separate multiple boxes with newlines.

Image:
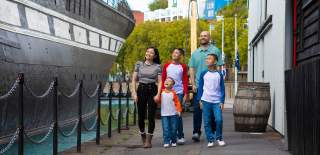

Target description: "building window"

left=208, top=10, right=214, bottom=17
left=173, top=0, right=177, bottom=7
left=208, top=2, right=214, bottom=9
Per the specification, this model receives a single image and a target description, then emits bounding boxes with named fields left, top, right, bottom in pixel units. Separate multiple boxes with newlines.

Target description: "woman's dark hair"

left=146, top=46, right=161, bottom=64
left=172, top=48, right=185, bottom=56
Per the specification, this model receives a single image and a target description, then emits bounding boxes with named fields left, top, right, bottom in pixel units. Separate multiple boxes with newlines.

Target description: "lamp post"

left=222, top=16, right=225, bottom=62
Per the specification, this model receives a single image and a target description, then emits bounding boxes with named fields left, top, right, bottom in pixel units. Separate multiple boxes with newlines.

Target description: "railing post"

left=117, top=81, right=122, bottom=133
left=18, top=73, right=24, bottom=155
left=77, top=80, right=83, bottom=153
left=53, top=77, right=58, bottom=155
left=96, top=82, right=102, bottom=145
left=126, top=81, right=130, bottom=128
left=108, top=82, right=112, bottom=138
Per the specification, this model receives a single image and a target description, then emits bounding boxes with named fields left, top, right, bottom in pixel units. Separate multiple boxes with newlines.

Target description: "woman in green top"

left=131, top=47, right=162, bottom=148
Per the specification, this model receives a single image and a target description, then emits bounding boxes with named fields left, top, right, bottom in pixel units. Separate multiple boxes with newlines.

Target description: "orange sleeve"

left=172, top=91, right=182, bottom=112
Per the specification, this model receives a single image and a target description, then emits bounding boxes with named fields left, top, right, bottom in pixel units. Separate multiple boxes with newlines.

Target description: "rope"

left=24, top=123, right=54, bottom=144
left=58, top=120, right=79, bottom=137
left=84, top=84, right=99, bottom=98
left=58, top=83, right=80, bottom=98
left=0, top=128, right=19, bottom=155
left=24, top=81, right=54, bottom=99
left=0, top=80, right=19, bottom=100
left=82, top=117, right=98, bottom=131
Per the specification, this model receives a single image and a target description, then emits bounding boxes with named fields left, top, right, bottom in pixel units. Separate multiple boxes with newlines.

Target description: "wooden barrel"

left=233, top=82, right=271, bottom=132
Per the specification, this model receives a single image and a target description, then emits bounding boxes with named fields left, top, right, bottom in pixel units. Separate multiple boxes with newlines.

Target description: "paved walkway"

left=61, top=107, right=291, bottom=155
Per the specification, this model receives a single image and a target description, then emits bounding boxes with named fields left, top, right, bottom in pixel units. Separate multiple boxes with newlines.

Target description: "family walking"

left=131, top=31, right=226, bottom=149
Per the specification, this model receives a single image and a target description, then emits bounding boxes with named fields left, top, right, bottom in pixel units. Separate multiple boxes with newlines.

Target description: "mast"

left=190, top=0, right=197, bottom=53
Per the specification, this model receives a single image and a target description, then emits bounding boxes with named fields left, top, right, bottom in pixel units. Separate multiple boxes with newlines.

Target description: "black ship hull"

left=0, top=0, right=134, bottom=142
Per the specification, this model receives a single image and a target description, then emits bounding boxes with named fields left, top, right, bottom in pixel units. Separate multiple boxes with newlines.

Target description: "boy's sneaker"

left=177, top=138, right=185, bottom=145
left=163, top=144, right=170, bottom=148
left=207, top=141, right=215, bottom=148
left=192, top=133, right=200, bottom=142
left=217, top=140, right=226, bottom=146
left=171, top=143, right=177, bottom=147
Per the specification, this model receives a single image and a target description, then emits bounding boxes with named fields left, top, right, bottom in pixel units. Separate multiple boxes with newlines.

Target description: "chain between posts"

left=0, top=73, right=137, bottom=155
left=0, top=128, right=20, bottom=155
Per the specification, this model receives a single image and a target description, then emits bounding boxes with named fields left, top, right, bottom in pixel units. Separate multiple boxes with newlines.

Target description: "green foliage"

left=148, top=0, right=168, bottom=11
left=217, top=0, right=248, bottom=18
left=211, top=0, right=248, bottom=68
left=113, top=20, right=209, bottom=74
left=111, top=0, right=249, bottom=75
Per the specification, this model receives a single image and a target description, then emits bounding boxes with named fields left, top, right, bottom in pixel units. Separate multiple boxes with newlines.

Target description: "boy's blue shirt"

left=196, top=69, right=225, bottom=104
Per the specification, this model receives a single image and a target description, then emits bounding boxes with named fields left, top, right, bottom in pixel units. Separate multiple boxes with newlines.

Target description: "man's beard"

left=200, top=40, right=209, bottom=45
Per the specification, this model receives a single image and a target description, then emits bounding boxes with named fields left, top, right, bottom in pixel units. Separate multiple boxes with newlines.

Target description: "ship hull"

left=0, top=0, right=134, bottom=142
left=0, top=27, right=114, bottom=140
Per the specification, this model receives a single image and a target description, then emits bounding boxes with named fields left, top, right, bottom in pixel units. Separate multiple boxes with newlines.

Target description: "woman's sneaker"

left=171, top=143, right=177, bottom=147
left=163, top=144, right=170, bottom=148
left=177, top=138, right=185, bottom=145
left=207, top=141, right=215, bottom=148
left=217, top=140, right=226, bottom=146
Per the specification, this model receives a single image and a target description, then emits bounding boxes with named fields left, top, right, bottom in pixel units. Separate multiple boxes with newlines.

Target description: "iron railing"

left=0, top=73, right=136, bottom=155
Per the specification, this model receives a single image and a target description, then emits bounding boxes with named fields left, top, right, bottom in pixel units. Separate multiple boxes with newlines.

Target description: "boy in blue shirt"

left=197, top=53, right=226, bottom=147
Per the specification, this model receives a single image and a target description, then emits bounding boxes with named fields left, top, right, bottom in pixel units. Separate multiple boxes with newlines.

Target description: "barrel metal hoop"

left=233, top=113, right=270, bottom=118
left=235, top=96, right=271, bottom=100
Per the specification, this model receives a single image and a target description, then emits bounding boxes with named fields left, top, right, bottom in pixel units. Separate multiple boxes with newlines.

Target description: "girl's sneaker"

left=207, top=141, right=215, bottom=148
left=217, top=140, right=226, bottom=146
left=163, top=144, right=170, bottom=148
left=171, top=143, right=177, bottom=147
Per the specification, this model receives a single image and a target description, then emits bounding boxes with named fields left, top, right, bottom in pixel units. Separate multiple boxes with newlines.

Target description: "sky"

left=127, top=0, right=153, bottom=12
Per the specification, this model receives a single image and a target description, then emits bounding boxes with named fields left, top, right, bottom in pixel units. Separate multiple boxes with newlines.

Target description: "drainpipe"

left=293, top=0, right=297, bottom=67
left=252, top=47, right=254, bottom=82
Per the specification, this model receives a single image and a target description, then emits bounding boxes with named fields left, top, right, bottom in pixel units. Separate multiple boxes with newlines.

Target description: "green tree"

left=111, top=0, right=249, bottom=76
left=211, top=0, right=248, bottom=69
left=148, top=0, right=168, bottom=11
left=112, top=20, right=209, bottom=75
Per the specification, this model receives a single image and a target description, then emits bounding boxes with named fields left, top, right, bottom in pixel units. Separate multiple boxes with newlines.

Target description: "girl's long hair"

left=146, top=46, right=161, bottom=64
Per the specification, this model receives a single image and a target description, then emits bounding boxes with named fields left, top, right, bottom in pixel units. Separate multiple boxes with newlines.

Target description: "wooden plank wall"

left=296, top=0, right=320, bottom=64
left=287, top=2, right=320, bottom=154
left=285, top=59, right=320, bottom=155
